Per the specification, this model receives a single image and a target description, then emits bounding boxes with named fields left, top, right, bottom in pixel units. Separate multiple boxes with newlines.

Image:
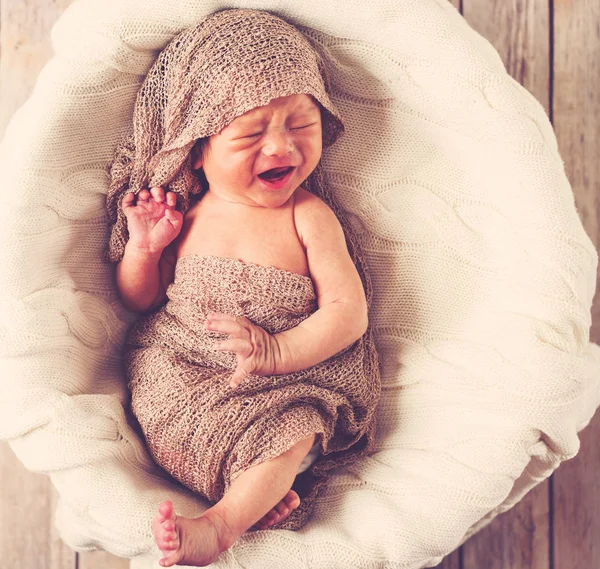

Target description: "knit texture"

left=0, top=1, right=599, bottom=568
left=125, top=254, right=380, bottom=530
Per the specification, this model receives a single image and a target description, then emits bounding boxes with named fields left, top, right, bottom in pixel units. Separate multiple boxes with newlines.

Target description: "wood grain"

left=464, top=0, right=550, bottom=115
left=79, top=551, right=131, bottom=569
left=0, top=445, right=74, bottom=569
left=462, top=483, right=550, bottom=569
left=437, top=545, right=462, bottom=569
left=553, top=0, right=600, bottom=567
left=0, top=0, right=69, bottom=133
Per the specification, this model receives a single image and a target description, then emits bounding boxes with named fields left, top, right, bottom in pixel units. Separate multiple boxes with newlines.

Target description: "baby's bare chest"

left=172, top=191, right=310, bottom=277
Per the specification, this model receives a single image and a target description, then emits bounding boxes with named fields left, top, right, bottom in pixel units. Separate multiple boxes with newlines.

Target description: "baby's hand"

left=122, top=187, right=183, bottom=255
left=205, top=312, right=283, bottom=388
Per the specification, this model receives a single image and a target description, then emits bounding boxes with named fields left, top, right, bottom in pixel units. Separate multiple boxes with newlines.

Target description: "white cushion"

left=1, top=0, right=599, bottom=567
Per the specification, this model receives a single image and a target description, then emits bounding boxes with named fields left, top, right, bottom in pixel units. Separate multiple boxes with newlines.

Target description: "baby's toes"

left=158, top=500, right=175, bottom=520
left=275, top=502, right=289, bottom=518
left=152, top=513, right=165, bottom=536
left=154, top=520, right=179, bottom=552
left=159, top=527, right=180, bottom=551
left=254, top=508, right=279, bottom=529
left=283, top=490, right=300, bottom=510
left=152, top=515, right=172, bottom=542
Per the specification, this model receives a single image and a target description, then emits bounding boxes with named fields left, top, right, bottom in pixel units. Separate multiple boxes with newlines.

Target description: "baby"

left=106, top=9, right=381, bottom=568
left=116, top=92, right=370, bottom=567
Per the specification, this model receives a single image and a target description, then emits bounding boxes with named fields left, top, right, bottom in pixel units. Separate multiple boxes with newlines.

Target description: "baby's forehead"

left=212, top=94, right=321, bottom=137
left=234, top=95, right=320, bottom=122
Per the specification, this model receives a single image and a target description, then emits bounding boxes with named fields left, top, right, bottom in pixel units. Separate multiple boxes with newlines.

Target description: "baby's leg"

left=153, top=433, right=317, bottom=568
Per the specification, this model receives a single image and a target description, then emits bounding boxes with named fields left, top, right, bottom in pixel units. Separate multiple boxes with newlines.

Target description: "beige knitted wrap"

left=125, top=253, right=381, bottom=530
left=108, top=8, right=381, bottom=531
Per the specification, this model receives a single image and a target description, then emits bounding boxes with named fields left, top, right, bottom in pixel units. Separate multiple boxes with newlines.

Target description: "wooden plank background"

left=0, top=1, right=598, bottom=568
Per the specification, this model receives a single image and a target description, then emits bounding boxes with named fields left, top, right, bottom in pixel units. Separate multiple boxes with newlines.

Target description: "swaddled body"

left=125, top=186, right=379, bottom=518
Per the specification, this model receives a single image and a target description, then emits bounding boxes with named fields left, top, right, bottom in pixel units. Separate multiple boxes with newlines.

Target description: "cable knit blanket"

left=125, top=254, right=380, bottom=529
left=1, top=1, right=600, bottom=568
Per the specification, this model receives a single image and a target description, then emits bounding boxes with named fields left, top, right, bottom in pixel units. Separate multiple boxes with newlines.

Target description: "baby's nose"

left=262, top=127, right=295, bottom=155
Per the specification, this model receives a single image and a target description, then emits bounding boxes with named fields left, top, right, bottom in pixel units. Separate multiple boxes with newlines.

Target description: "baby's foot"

left=252, top=489, right=301, bottom=530
left=152, top=500, right=226, bottom=567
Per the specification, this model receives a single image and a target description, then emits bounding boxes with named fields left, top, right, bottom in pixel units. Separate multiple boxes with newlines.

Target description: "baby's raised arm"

left=116, top=187, right=182, bottom=313
left=273, top=190, right=369, bottom=374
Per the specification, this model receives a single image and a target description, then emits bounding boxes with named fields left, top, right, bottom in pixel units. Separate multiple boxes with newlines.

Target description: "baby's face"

left=191, top=93, right=322, bottom=207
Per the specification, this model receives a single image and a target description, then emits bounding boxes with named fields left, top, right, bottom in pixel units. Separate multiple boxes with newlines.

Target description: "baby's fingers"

left=229, top=360, right=253, bottom=388
left=165, top=191, right=177, bottom=208
left=215, top=338, right=251, bottom=354
left=122, top=192, right=135, bottom=208
left=150, top=186, right=164, bottom=203
left=163, top=208, right=183, bottom=228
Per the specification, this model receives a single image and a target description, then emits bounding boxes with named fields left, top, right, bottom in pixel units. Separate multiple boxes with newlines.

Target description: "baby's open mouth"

left=258, top=166, right=294, bottom=181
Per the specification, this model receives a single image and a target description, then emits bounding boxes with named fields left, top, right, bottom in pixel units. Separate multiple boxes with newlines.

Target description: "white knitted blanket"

left=1, top=1, right=599, bottom=568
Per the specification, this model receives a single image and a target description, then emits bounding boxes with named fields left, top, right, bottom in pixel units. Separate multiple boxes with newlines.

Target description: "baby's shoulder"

left=293, top=186, right=332, bottom=222
left=293, top=186, right=340, bottom=241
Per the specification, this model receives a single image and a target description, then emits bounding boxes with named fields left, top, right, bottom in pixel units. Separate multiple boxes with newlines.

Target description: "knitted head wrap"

left=105, top=8, right=346, bottom=263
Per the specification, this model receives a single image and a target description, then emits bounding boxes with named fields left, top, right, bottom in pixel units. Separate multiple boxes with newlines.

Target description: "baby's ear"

left=190, top=143, right=203, bottom=170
